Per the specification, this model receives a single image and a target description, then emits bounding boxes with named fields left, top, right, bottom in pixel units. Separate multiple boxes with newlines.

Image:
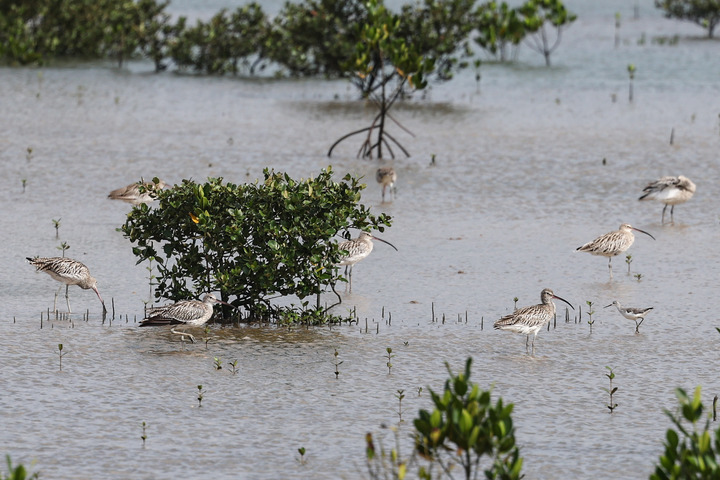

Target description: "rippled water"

left=1, top=0, right=720, bottom=478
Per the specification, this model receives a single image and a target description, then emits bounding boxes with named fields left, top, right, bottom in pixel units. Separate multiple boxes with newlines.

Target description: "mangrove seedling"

left=297, top=447, right=307, bottom=466
left=26, top=147, right=33, bottom=161
left=396, top=389, right=405, bottom=422
left=197, top=385, right=204, bottom=407
left=385, top=347, right=395, bottom=374
left=213, top=357, right=222, bottom=371
left=635, top=273, right=643, bottom=282
left=57, top=343, right=66, bottom=371
left=141, top=421, right=147, bottom=446
left=364, top=426, right=409, bottom=479
left=333, top=349, right=343, bottom=379
left=229, top=360, right=239, bottom=375
left=625, top=254, right=632, bottom=274
left=586, top=301, right=595, bottom=333
left=52, top=218, right=61, bottom=238
left=417, top=387, right=423, bottom=397
left=21, top=179, right=27, bottom=193
left=615, top=12, right=621, bottom=48
left=628, top=64, right=636, bottom=103
left=56, top=241, right=69, bottom=257
left=203, top=326, right=211, bottom=349
left=2, top=455, right=39, bottom=480
left=604, top=367, right=618, bottom=413
left=513, top=297, right=519, bottom=310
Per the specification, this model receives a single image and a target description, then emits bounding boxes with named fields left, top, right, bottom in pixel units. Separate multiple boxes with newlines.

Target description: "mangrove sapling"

left=333, top=349, right=342, bottom=379
left=628, top=64, right=636, bottom=103
left=513, top=297, right=519, bottom=310
left=586, top=301, right=595, bottom=333
left=141, top=421, right=147, bottom=447
left=56, top=242, right=69, bottom=257
left=385, top=347, right=395, bottom=374
left=229, top=360, right=239, bottom=375
left=26, top=147, right=33, bottom=161
left=625, top=254, right=632, bottom=274
left=52, top=218, right=61, bottom=238
left=2, top=455, right=39, bottom=480
left=604, top=367, right=618, bottom=413
left=21, top=179, right=26, bottom=193
left=297, top=447, right=307, bottom=466
left=615, top=12, right=621, bottom=48
left=57, top=343, right=67, bottom=371
left=365, top=426, right=412, bottom=480
left=417, top=387, right=423, bottom=396
left=396, top=389, right=405, bottom=422
left=714, top=395, right=718, bottom=421
left=203, top=326, right=211, bottom=349
left=635, top=273, right=643, bottom=282
left=196, top=385, right=204, bottom=407
left=213, top=357, right=222, bottom=371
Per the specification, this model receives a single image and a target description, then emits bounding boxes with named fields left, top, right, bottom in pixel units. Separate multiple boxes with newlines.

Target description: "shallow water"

left=1, top=0, right=720, bottom=478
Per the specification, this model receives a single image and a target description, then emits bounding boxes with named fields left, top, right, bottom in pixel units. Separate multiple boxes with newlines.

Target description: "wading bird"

left=108, top=179, right=167, bottom=205
left=27, top=256, right=106, bottom=313
left=338, top=232, right=397, bottom=292
left=576, top=223, right=655, bottom=278
left=494, top=288, right=574, bottom=350
left=376, top=167, right=397, bottom=202
left=605, top=300, right=653, bottom=333
left=639, top=175, right=695, bottom=224
left=140, top=293, right=232, bottom=343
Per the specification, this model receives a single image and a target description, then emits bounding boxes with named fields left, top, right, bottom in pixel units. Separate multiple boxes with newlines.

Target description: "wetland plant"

left=26, top=147, right=33, bottom=162
left=297, top=447, right=307, bottom=466
left=203, top=326, right=211, bottom=349
left=57, top=343, right=66, bottom=371
left=414, top=358, right=523, bottom=479
left=650, top=386, right=720, bottom=479
left=229, top=360, right=239, bottom=375
left=21, top=179, right=26, bottom=193
left=56, top=242, right=69, bottom=257
left=333, top=349, right=342, bottom=379
left=628, top=64, right=636, bottom=102
left=141, top=421, right=147, bottom=447
left=385, top=347, right=395, bottom=374
left=52, top=218, right=61, bottom=238
left=197, top=385, right=204, bottom=407
left=625, top=254, right=632, bottom=273
left=395, top=389, right=405, bottom=422
left=513, top=297, right=519, bottom=310
left=586, top=301, right=595, bottom=333
left=604, top=367, right=618, bottom=413
left=635, top=273, right=643, bottom=282
left=213, top=357, right=222, bottom=371
left=1, top=455, right=39, bottom=480
left=615, top=12, right=621, bottom=48
left=365, top=427, right=409, bottom=480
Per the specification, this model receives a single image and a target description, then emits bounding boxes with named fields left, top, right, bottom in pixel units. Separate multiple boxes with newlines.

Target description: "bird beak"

left=553, top=294, right=575, bottom=310
left=215, top=298, right=239, bottom=309
left=632, top=227, right=656, bottom=240
left=371, top=235, right=398, bottom=251
left=93, top=286, right=107, bottom=313
left=604, top=304, right=614, bottom=309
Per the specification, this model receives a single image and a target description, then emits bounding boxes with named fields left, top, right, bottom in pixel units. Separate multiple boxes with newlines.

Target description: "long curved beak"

left=93, top=286, right=107, bottom=312
left=632, top=227, right=656, bottom=240
left=552, top=294, right=575, bottom=310
left=214, top=298, right=240, bottom=309
left=371, top=235, right=398, bottom=251
left=604, top=303, right=614, bottom=309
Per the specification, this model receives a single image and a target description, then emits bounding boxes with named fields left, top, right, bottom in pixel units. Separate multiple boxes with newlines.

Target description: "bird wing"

left=143, top=299, right=206, bottom=324
left=576, top=231, right=629, bottom=255
left=494, top=305, right=547, bottom=329
left=639, top=176, right=680, bottom=200
left=626, top=307, right=653, bottom=315
left=338, top=240, right=372, bottom=265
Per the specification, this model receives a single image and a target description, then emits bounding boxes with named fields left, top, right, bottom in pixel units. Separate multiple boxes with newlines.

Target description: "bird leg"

left=170, top=326, right=195, bottom=344
left=635, top=318, right=645, bottom=334
left=348, top=265, right=354, bottom=293
left=53, top=285, right=62, bottom=313
left=65, top=284, right=71, bottom=313
left=381, top=186, right=386, bottom=202
left=670, top=205, right=675, bottom=223
left=661, top=204, right=668, bottom=224
left=608, top=257, right=613, bottom=278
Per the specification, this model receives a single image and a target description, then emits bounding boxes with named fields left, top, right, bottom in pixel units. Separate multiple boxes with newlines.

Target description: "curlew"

left=27, top=256, right=106, bottom=313
left=338, top=232, right=397, bottom=292
left=576, top=223, right=655, bottom=278
left=108, top=179, right=167, bottom=205
left=494, top=288, right=574, bottom=350
left=639, top=175, right=696, bottom=224
left=140, top=293, right=232, bottom=343
left=604, top=300, right=653, bottom=333
left=376, top=167, right=397, bottom=202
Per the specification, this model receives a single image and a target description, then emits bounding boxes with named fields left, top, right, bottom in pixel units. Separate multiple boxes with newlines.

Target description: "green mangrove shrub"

left=518, top=0, right=577, bottom=66
left=1, top=456, right=38, bottom=480
left=474, top=1, right=526, bottom=62
left=655, top=0, right=720, bottom=38
left=121, top=169, right=391, bottom=323
left=414, top=357, right=523, bottom=479
left=651, top=386, right=720, bottom=479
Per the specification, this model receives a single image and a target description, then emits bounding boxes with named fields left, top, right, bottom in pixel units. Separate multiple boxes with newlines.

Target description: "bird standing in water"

left=376, top=167, right=397, bottom=202
left=27, top=256, right=106, bottom=313
left=140, top=293, right=232, bottom=343
left=605, top=300, right=653, bottom=333
left=639, top=175, right=695, bottom=224
left=337, top=232, right=397, bottom=292
left=494, top=288, right=574, bottom=350
left=576, top=223, right=655, bottom=278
